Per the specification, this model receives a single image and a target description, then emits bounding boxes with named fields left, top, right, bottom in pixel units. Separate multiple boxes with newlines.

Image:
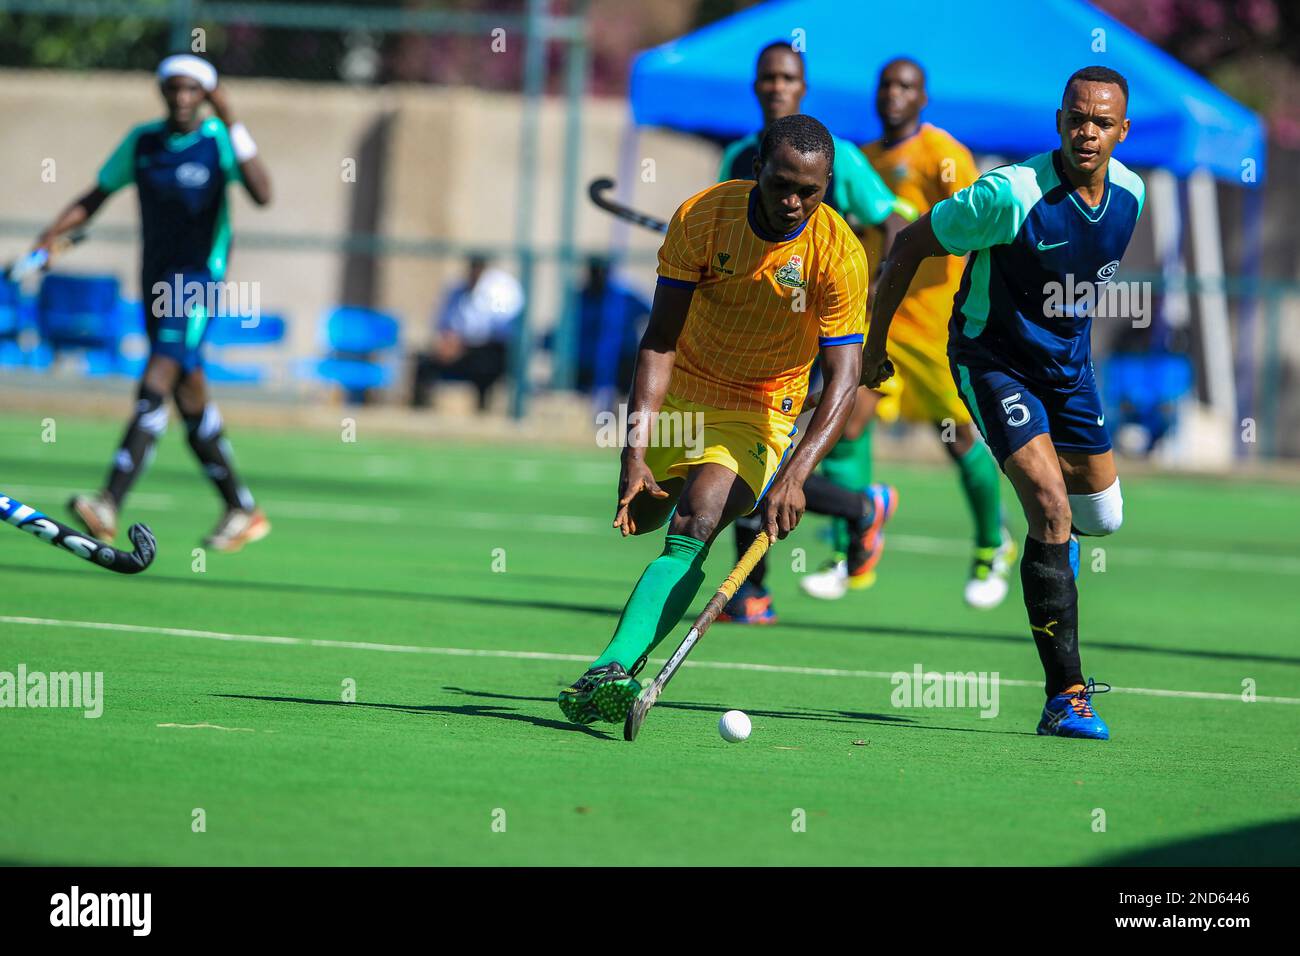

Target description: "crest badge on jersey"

left=774, top=253, right=806, bottom=289
left=176, top=162, right=210, bottom=188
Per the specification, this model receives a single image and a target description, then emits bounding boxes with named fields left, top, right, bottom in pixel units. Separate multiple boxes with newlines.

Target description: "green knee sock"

left=593, top=534, right=709, bottom=672
left=821, top=426, right=873, bottom=489
left=956, top=441, right=1004, bottom=549
left=821, top=427, right=874, bottom=553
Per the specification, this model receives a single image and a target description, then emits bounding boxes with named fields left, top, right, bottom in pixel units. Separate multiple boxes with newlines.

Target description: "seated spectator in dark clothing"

left=411, top=255, right=523, bottom=412
left=575, top=257, right=650, bottom=402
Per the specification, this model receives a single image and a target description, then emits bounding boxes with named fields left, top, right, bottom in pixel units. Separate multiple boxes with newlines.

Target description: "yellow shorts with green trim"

left=871, top=333, right=971, bottom=426
left=641, top=393, right=797, bottom=504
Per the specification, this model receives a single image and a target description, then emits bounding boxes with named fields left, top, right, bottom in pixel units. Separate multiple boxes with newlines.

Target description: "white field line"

left=8, top=482, right=1300, bottom=576
left=3, top=615, right=1297, bottom=706
left=156, top=722, right=260, bottom=732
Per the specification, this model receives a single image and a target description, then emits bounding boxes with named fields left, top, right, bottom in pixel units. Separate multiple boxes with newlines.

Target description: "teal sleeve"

left=929, top=172, right=1022, bottom=256
left=204, top=117, right=243, bottom=184
left=717, top=138, right=749, bottom=184
left=1108, top=160, right=1145, bottom=219
left=96, top=130, right=139, bottom=194
left=831, top=139, right=896, bottom=227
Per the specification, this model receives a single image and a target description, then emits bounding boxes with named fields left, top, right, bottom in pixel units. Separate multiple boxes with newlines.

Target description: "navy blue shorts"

left=144, top=271, right=214, bottom=372
left=949, top=355, right=1111, bottom=467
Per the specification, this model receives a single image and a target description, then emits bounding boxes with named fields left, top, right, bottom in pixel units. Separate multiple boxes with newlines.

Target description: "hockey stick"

left=4, top=231, right=87, bottom=282
left=624, top=531, right=772, bottom=741
left=587, top=177, right=669, bottom=234
left=1, top=492, right=156, bottom=574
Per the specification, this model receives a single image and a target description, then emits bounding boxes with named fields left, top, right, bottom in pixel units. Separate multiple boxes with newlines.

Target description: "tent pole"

left=1187, top=167, right=1235, bottom=465
left=509, top=0, right=547, bottom=420
left=552, top=0, right=591, bottom=394
left=1148, top=168, right=1187, bottom=350
left=1234, top=184, right=1264, bottom=459
left=588, top=116, right=644, bottom=414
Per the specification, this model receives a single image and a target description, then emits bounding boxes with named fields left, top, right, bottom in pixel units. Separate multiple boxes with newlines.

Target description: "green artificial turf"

left=1, top=412, right=1297, bottom=865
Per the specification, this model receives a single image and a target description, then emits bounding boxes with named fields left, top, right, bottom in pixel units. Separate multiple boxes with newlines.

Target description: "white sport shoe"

left=800, top=558, right=849, bottom=600
left=68, top=491, right=118, bottom=543
left=203, top=507, right=271, bottom=553
left=964, top=530, right=1017, bottom=610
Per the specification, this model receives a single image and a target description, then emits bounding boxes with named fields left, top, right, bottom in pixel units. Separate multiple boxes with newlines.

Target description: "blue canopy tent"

left=627, top=0, right=1266, bottom=464
left=630, top=0, right=1263, bottom=182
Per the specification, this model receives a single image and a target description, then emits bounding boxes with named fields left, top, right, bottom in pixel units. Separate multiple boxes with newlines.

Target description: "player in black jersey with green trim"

left=36, top=55, right=274, bottom=552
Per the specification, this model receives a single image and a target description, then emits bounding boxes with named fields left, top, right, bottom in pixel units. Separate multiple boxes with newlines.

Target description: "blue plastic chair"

left=207, top=312, right=287, bottom=347
left=85, top=350, right=145, bottom=378
left=1102, top=351, right=1194, bottom=451
left=0, top=282, right=48, bottom=368
left=310, top=306, right=401, bottom=402
left=0, top=278, right=20, bottom=340
left=37, top=273, right=122, bottom=351
left=206, top=312, right=287, bottom=384
left=80, top=298, right=148, bottom=378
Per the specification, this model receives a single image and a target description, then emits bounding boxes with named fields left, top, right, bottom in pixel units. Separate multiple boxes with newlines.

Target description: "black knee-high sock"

left=804, top=475, right=875, bottom=566
left=733, top=476, right=878, bottom=589
left=733, top=512, right=768, bottom=588
left=181, top=402, right=254, bottom=511
left=1020, top=536, right=1083, bottom=696
left=803, top=474, right=874, bottom=522
left=105, top=385, right=168, bottom=507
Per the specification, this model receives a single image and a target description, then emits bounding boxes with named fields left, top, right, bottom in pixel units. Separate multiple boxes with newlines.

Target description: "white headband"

left=157, top=55, right=217, bottom=92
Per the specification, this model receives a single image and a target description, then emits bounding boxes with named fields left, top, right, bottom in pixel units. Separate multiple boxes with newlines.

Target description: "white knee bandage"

left=136, top=400, right=169, bottom=437
left=195, top=402, right=223, bottom=441
left=1069, top=478, right=1123, bottom=536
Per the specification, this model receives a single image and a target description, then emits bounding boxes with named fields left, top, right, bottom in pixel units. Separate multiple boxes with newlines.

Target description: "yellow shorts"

left=641, top=393, right=797, bottom=504
left=872, top=329, right=970, bottom=426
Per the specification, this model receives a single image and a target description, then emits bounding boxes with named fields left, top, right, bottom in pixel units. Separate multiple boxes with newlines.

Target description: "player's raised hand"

left=206, top=83, right=233, bottom=124
left=860, top=348, right=895, bottom=389
left=613, top=456, right=668, bottom=537
left=760, top=478, right=805, bottom=541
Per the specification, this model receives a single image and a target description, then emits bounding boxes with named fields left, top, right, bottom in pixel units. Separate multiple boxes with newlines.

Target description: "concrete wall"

left=0, top=68, right=719, bottom=385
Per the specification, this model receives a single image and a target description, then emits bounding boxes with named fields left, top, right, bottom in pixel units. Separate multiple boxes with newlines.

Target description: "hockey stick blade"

left=587, top=177, right=669, bottom=234
left=1, top=492, right=157, bottom=574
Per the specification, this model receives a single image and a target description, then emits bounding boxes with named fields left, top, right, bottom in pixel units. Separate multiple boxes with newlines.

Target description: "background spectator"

left=411, top=255, right=523, bottom=411
left=574, top=256, right=650, bottom=407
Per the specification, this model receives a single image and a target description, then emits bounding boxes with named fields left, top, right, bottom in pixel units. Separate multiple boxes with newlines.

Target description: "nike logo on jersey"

left=1097, top=415, right=1105, bottom=427
left=1036, top=239, right=1069, bottom=251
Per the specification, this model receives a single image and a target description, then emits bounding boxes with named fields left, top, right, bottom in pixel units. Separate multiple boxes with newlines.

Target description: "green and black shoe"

left=557, top=663, right=642, bottom=725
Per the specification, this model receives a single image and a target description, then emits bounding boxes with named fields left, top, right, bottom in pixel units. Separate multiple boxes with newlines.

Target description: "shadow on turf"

left=10, top=559, right=1299, bottom=670
left=444, top=685, right=909, bottom=726
left=217, top=687, right=1010, bottom=740
left=1093, top=816, right=1300, bottom=866
left=0, top=456, right=444, bottom=504
left=439, top=687, right=1034, bottom=736
left=0, top=560, right=618, bottom=619
left=213, top=693, right=616, bottom=739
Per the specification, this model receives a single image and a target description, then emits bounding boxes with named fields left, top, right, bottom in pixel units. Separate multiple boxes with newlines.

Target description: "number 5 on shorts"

left=1002, top=393, right=1030, bottom=427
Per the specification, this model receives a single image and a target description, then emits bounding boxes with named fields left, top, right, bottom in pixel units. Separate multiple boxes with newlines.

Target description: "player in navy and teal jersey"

left=864, top=66, right=1143, bottom=740
left=716, top=41, right=912, bottom=625
left=34, top=55, right=274, bottom=553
